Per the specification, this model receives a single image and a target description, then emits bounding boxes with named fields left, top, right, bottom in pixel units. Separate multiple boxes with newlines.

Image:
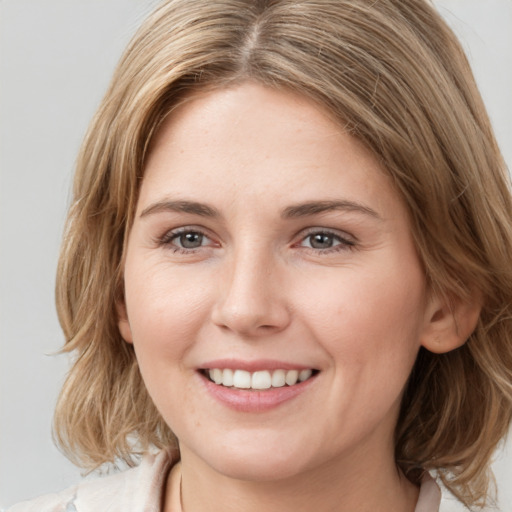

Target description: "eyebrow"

left=140, top=200, right=220, bottom=218
left=282, top=200, right=381, bottom=219
left=139, top=198, right=381, bottom=221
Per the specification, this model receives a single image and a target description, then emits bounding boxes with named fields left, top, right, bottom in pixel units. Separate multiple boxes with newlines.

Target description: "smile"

left=204, top=368, right=317, bottom=390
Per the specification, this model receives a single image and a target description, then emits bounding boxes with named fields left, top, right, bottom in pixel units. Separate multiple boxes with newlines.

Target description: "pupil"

left=311, top=233, right=333, bottom=249
left=180, top=232, right=202, bottom=248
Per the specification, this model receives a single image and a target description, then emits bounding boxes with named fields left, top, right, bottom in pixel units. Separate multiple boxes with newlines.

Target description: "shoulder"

left=439, top=494, right=472, bottom=512
left=437, top=481, right=491, bottom=512
left=5, top=485, right=78, bottom=512
left=417, top=473, right=473, bottom=512
left=6, top=449, right=176, bottom=512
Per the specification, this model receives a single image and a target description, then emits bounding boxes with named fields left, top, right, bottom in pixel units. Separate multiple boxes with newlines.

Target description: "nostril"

left=210, top=274, right=292, bottom=336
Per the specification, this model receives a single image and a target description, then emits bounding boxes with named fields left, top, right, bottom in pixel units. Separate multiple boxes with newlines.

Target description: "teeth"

left=285, top=369, right=299, bottom=386
left=233, top=370, right=251, bottom=389
left=271, top=369, right=286, bottom=388
left=211, top=368, right=223, bottom=385
left=222, top=368, right=234, bottom=387
left=299, top=369, right=312, bottom=382
left=206, top=368, right=315, bottom=389
left=252, top=371, right=272, bottom=390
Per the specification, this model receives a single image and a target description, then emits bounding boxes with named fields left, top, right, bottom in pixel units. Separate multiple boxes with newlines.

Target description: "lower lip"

left=199, top=372, right=317, bottom=412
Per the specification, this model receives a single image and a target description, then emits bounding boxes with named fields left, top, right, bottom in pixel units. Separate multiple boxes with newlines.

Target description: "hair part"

left=54, top=0, right=512, bottom=507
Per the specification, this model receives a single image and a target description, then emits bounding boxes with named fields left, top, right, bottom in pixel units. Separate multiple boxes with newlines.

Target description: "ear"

left=116, top=299, right=134, bottom=344
left=421, top=291, right=482, bottom=354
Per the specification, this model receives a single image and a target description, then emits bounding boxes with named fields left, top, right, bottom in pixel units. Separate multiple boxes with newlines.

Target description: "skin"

left=118, top=82, right=472, bottom=512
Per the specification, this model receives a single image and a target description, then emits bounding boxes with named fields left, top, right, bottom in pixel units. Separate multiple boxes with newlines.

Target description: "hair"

left=54, top=0, right=512, bottom=508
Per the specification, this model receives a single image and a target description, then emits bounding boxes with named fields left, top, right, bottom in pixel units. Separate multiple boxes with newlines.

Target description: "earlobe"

left=116, top=300, right=134, bottom=344
left=421, top=292, right=482, bottom=354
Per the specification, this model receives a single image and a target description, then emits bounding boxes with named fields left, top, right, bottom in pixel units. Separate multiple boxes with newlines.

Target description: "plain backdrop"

left=0, top=0, right=511, bottom=509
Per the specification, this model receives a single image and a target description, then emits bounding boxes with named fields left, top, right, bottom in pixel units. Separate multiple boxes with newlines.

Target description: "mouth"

left=201, top=368, right=319, bottom=390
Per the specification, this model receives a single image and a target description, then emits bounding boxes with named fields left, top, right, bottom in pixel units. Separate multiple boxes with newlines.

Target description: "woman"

left=9, top=0, right=512, bottom=510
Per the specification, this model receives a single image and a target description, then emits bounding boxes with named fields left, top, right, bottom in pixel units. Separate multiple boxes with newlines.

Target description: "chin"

left=184, top=436, right=317, bottom=482
left=210, top=454, right=308, bottom=482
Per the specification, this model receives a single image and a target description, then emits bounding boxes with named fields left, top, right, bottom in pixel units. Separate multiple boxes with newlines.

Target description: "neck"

left=169, top=444, right=419, bottom=512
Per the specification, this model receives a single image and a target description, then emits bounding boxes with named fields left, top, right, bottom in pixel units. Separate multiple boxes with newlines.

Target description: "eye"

left=305, top=233, right=339, bottom=249
left=174, top=231, right=206, bottom=249
left=298, top=229, right=355, bottom=252
left=159, top=228, right=216, bottom=252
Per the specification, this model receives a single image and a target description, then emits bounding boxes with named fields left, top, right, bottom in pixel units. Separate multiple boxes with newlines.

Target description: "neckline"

left=162, top=460, right=441, bottom=512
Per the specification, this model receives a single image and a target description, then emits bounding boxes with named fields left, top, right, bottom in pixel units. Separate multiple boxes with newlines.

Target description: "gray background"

left=1, top=0, right=511, bottom=509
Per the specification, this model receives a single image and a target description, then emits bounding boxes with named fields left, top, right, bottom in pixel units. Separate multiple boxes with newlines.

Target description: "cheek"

left=123, top=265, right=213, bottom=427
left=123, top=260, right=213, bottom=367
left=297, top=264, right=426, bottom=372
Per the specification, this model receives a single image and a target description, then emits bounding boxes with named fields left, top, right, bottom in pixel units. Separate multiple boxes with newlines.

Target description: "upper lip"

left=199, top=359, right=316, bottom=372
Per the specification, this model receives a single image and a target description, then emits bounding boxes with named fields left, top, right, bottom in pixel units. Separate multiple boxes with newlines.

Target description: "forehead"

left=139, top=82, right=402, bottom=221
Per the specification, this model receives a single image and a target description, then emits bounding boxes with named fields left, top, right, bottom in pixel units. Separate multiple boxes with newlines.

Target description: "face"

left=119, top=82, right=436, bottom=482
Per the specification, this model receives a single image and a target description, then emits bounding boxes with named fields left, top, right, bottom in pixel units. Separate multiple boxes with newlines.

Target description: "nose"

left=211, top=246, right=291, bottom=338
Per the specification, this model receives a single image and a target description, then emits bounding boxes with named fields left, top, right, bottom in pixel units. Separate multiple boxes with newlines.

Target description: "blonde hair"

left=54, top=0, right=512, bottom=507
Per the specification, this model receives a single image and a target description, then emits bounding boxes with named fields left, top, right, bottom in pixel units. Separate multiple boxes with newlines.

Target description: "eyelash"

left=296, top=228, right=356, bottom=254
left=159, top=227, right=215, bottom=254
left=158, top=227, right=356, bottom=255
